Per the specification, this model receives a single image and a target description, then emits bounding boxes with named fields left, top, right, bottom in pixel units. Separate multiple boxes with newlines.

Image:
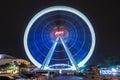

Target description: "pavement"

left=53, top=76, right=84, bottom=80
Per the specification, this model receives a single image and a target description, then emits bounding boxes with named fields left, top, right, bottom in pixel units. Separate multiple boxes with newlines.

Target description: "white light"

left=112, top=68, right=117, bottom=72
left=0, top=55, right=3, bottom=59
left=24, top=6, right=95, bottom=68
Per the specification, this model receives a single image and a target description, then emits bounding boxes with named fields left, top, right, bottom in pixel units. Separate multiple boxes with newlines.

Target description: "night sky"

left=0, top=0, right=120, bottom=65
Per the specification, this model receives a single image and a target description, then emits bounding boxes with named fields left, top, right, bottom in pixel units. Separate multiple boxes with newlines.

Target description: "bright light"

left=54, top=30, right=64, bottom=36
left=112, top=68, right=117, bottom=72
left=24, top=6, right=95, bottom=68
left=0, top=55, right=3, bottom=59
left=100, top=68, right=119, bottom=76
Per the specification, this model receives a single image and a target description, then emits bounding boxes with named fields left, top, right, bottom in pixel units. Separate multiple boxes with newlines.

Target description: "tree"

left=104, top=54, right=118, bottom=67
left=19, top=62, right=27, bottom=68
left=0, top=63, right=12, bottom=72
left=19, top=62, right=27, bottom=73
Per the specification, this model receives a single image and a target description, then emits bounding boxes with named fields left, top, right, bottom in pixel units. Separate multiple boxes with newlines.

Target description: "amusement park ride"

left=23, top=6, right=95, bottom=71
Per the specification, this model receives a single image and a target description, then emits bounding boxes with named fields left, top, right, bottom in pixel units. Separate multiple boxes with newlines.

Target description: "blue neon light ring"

left=24, top=6, right=95, bottom=68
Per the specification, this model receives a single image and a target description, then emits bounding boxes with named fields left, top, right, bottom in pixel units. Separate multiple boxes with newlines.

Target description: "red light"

left=54, top=30, right=64, bottom=36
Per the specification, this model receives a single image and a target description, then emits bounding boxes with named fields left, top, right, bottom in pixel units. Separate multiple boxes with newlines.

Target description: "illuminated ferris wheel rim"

left=24, top=6, right=96, bottom=68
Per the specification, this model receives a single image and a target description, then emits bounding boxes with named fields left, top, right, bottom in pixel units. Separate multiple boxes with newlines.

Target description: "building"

left=0, top=54, right=30, bottom=66
left=0, top=54, right=30, bottom=74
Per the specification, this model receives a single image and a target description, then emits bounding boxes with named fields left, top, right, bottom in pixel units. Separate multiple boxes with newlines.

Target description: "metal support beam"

left=41, top=36, right=79, bottom=71
left=60, top=37, right=79, bottom=71
left=40, top=37, right=59, bottom=70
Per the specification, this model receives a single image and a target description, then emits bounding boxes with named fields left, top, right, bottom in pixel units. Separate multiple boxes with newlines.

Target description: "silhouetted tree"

left=19, top=62, right=27, bottom=73
left=104, top=54, right=118, bottom=67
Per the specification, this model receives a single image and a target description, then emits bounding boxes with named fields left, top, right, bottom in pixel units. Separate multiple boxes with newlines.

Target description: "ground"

left=53, top=76, right=90, bottom=80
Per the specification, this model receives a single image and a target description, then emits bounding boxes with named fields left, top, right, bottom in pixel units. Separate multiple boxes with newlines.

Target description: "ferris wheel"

left=24, top=6, right=95, bottom=70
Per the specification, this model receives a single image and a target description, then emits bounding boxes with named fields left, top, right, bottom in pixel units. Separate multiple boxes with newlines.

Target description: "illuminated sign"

left=54, top=30, right=64, bottom=36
